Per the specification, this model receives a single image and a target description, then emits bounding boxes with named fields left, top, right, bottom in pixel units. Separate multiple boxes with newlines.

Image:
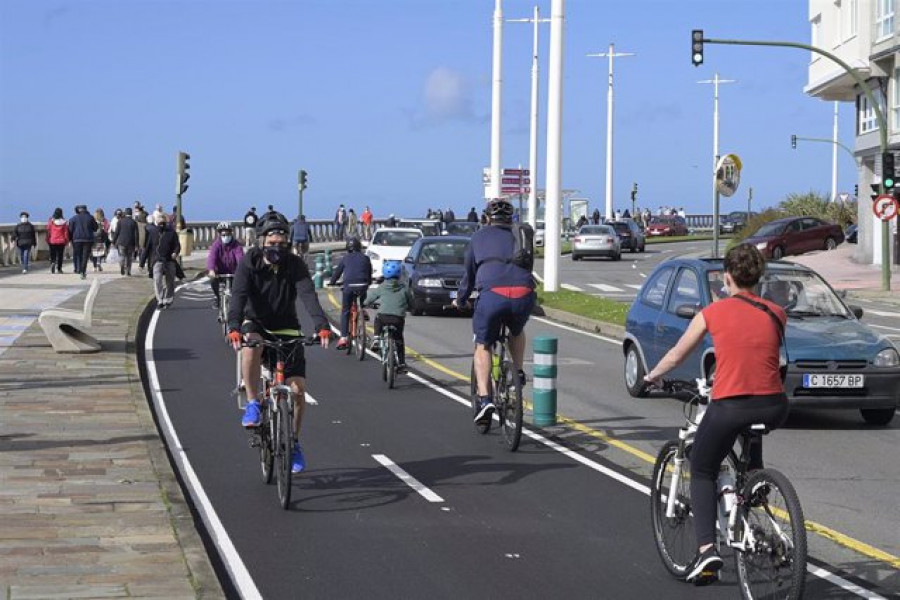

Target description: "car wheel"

left=640, top=243, right=646, bottom=252
left=630, top=243, right=638, bottom=253
left=624, top=344, right=649, bottom=398
left=771, top=246, right=785, bottom=260
left=860, top=407, right=895, bottom=426
left=572, top=253, right=580, bottom=261
left=614, top=251, right=621, bottom=261
left=824, top=237, right=837, bottom=251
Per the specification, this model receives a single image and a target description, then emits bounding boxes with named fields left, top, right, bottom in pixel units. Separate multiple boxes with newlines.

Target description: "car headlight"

left=874, top=347, right=900, bottom=367
left=366, top=251, right=380, bottom=261
left=417, top=278, right=442, bottom=288
left=755, top=242, right=768, bottom=250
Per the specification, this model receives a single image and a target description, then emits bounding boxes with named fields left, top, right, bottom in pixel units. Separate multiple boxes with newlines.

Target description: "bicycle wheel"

left=381, top=336, right=388, bottom=382
left=346, top=309, right=355, bottom=356
left=470, top=362, right=490, bottom=434
left=274, top=393, right=294, bottom=510
left=649, top=441, right=695, bottom=578
left=220, top=292, right=230, bottom=337
left=258, top=402, right=274, bottom=484
left=356, top=308, right=366, bottom=361
left=735, top=468, right=807, bottom=600
left=499, top=360, right=523, bottom=451
left=386, top=338, right=396, bottom=389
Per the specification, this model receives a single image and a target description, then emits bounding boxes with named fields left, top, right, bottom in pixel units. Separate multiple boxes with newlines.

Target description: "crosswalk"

left=559, top=281, right=643, bottom=295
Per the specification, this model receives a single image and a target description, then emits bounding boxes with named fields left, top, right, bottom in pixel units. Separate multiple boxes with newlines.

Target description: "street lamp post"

left=698, top=72, right=736, bottom=258
left=489, top=0, right=504, bottom=200
left=588, top=44, right=634, bottom=222
left=543, top=0, right=564, bottom=292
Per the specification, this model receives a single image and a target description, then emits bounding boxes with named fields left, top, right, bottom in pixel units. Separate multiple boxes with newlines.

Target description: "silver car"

left=571, top=225, right=621, bottom=261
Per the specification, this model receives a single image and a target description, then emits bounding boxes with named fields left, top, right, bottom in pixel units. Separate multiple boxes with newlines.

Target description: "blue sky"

left=0, top=0, right=857, bottom=224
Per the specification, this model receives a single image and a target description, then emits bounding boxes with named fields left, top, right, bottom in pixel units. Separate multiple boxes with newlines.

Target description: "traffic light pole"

left=792, top=135, right=855, bottom=162
left=298, top=170, right=304, bottom=219
left=699, top=36, right=891, bottom=291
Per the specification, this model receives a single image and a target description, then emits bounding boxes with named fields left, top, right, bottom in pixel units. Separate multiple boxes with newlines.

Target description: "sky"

left=0, top=0, right=858, bottom=224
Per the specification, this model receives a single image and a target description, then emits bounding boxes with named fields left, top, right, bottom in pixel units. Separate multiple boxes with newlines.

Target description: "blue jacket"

left=328, top=251, right=372, bottom=287
left=67, top=212, right=98, bottom=243
left=457, top=225, right=534, bottom=304
left=291, top=220, right=312, bottom=242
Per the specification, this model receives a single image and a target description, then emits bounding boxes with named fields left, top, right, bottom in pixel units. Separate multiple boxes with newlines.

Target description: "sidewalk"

left=785, top=243, right=900, bottom=306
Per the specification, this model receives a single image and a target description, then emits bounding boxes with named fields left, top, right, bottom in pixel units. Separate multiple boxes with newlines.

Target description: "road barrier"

left=532, top=336, right=558, bottom=426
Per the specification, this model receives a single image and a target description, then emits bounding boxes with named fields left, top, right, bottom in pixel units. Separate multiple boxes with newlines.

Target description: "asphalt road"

left=143, top=277, right=899, bottom=599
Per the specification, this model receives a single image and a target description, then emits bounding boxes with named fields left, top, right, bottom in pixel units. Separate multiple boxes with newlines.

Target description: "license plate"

left=802, top=374, right=864, bottom=388
left=449, top=290, right=457, bottom=299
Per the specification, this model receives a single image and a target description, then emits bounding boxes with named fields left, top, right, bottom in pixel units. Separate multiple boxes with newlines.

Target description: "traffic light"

left=299, top=169, right=308, bottom=191
left=854, top=184, right=858, bottom=197
left=871, top=183, right=880, bottom=202
left=791, top=135, right=797, bottom=149
left=630, top=183, right=638, bottom=202
left=176, top=151, right=190, bottom=196
left=691, top=30, right=704, bottom=67
left=882, top=152, right=895, bottom=190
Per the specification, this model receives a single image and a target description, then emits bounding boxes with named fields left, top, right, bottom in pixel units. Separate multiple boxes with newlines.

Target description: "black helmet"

left=346, top=237, right=362, bottom=252
left=486, top=199, right=514, bottom=223
left=259, top=212, right=290, bottom=237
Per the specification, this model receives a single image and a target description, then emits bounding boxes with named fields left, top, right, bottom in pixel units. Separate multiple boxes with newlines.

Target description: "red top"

left=701, top=293, right=786, bottom=400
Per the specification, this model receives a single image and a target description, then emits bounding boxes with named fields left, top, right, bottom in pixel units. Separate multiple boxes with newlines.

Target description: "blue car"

left=622, top=258, right=900, bottom=425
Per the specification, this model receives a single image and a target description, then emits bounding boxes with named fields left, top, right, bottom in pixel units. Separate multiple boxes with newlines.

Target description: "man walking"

left=68, top=205, right=98, bottom=279
left=361, top=206, right=374, bottom=240
left=112, top=207, right=139, bottom=276
left=291, top=215, right=312, bottom=256
left=144, top=213, right=181, bottom=309
left=334, top=204, right=347, bottom=239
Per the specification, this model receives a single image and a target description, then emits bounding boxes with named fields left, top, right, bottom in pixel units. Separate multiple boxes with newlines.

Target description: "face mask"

left=157, top=222, right=166, bottom=230
left=20, top=217, right=28, bottom=223
left=264, top=245, right=286, bottom=264
left=221, top=235, right=233, bottom=244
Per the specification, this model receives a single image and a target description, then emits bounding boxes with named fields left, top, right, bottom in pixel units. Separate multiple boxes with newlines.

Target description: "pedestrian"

left=576, top=214, right=588, bottom=229
left=47, top=207, right=69, bottom=274
left=361, top=206, right=374, bottom=241
left=68, top=205, right=98, bottom=279
left=243, top=206, right=258, bottom=247
left=623, top=208, right=631, bottom=219
left=445, top=207, right=456, bottom=223
left=145, top=213, right=181, bottom=309
left=290, top=214, right=312, bottom=256
left=678, top=207, right=686, bottom=219
left=13, top=211, right=37, bottom=274
left=467, top=206, right=479, bottom=222
left=614, top=208, right=622, bottom=220
left=348, top=208, right=359, bottom=239
left=170, top=205, right=186, bottom=230
left=151, top=203, right=165, bottom=224
left=334, top=204, right=347, bottom=239
left=109, top=208, right=122, bottom=237
left=91, top=208, right=110, bottom=272
left=385, top=213, right=398, bottom=228
left=112, top=207, right=139, bottom=276
left=592, top=208, right=601, bottom=225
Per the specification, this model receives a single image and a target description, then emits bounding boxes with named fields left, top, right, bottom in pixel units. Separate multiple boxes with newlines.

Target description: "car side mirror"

left=404, top=256, right=414, bottom=264
left=849, top=305, right=864, bottom=319
left=675, top=304, right=699, bottom=319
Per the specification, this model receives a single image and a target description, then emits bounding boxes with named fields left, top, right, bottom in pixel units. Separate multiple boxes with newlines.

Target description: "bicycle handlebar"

left=656, top=378, right=710, bottom=404
left=241, top=337, right=306, bottom=350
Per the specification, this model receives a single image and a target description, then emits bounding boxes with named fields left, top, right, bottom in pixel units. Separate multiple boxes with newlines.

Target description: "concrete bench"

left=38, top=278, right=102, bottom=353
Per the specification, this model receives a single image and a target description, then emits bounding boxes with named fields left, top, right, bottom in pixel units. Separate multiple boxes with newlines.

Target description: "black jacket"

left=13, top=222, right=36, bottom=248
left=142, top=224, right=181, bottom=270
left=328, top=251, right=372, bottom=287
left=228, top=247, right=329, bottom=333
left=112, top=216, right=139, bottom=248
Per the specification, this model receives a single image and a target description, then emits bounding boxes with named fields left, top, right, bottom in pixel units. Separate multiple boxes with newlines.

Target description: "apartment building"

left=806, top=0, right=898, bottom=265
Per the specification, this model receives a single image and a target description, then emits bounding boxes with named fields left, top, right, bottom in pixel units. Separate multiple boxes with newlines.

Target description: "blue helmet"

left=382, top=260, right=401, bottom=279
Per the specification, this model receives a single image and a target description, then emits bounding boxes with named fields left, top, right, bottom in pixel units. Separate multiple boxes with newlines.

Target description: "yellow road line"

left=322, top=288, right=900, bottom=570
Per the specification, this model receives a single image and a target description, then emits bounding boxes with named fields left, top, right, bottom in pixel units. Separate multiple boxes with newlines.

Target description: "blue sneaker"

left=474, top=399, right=496, bottom=425
left=242, top=400, right=261, bottom=428
left=291, top=443, right=306, bottom=474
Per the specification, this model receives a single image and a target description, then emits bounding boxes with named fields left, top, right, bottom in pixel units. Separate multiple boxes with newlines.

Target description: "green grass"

left=535, top=284, right=629, bottom=326
left=645, top=234, right=725, bottom=244
left=535, top=241, right=572, bottom=258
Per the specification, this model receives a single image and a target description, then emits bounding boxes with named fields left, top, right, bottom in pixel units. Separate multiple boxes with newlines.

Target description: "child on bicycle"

left=363, top=260, right=409, bottom=372
left=328, top=236, right=372, bottom=350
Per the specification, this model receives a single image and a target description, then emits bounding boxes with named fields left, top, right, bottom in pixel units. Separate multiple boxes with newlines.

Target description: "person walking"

left=445, top=207, right=456, bottom=223
left=467, top=207, right=479, bottom=222
left=361, top=206, right=374, bottom=241
left=347, top=208, right=359, bottom=239
left=334, top=204, right=347, bottom=239
left=243, top=206, right=258, bottom=247
left=592, top=208, right=601, bottom=225
left=68, top=205, right=98, bottom=279
left=290, top=214, right=312, bottom=256
left=47, top=207, right=69, bottom=274
left=133, top=201, right=147, bottom=260
left=13, top=211, right=37, bottom=274
left=112, top=207, right=139, bottom=276
left=90, top=208, right=110, bottom=272
left=144, top=213, right=181, bottom=309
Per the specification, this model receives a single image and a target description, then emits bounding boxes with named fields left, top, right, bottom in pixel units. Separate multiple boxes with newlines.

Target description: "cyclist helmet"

left=382, top=260, right=401, bottom=280
left=486, top=198, right=514, bottom=223
left=216, top=221, right=232, bottom=232
left=346, top=237, right=362, bottom=252
left=258, top=211, right=290, bottom=237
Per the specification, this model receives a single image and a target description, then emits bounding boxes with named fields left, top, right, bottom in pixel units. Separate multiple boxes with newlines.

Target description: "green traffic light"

left=886, top=178, right=895, bottom=189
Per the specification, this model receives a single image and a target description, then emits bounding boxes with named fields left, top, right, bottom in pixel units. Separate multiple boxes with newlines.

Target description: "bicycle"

left=376, top=319, right=402, bottom=389
left=649, top=379, right=807, bottom=599
left=345, top=285, right=367, bottom=361
left=241, top=335, right=305, bottom=510
left=216, top=274, right=234, bottom=337
left=468, top=319, right=524, bottom=452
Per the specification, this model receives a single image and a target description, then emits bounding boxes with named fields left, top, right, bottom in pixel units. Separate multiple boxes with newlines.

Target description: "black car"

left=845, top=224, right=858, bottom=244
left=401, top=236, right=470, bottom=315
left=720, top=210, right=756, bottom=234
left=443, top=221, right=479, bottom=237
left=609, top=219, right=646, bottom=252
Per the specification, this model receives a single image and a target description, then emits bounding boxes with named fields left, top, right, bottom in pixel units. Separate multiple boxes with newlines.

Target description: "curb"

left=534, top=305, right=626, bottom=341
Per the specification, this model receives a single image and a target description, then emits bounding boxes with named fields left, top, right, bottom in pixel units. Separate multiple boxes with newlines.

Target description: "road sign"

left=503, top=168, right=530, bottom=176
left=715, top=153, right=742, bottom=197
left=873, top=194, right=899, bottom=221
left=502, top=177, right=531, bottom=185
left=502, top=187, right=531, bottom=195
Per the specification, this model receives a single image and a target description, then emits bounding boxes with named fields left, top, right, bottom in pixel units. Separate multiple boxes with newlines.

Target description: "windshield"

left=706, top=269, right=851, bottom=317
left=610, top=222, right=630, bottom=232
left=579, top=226, right=612, bottom=235
left=650, top=217, right=674, bottom=225
left=753, top=221, right=787, bottom=237
left=446, top=222, right=478, bottom=235
left=417, top=241, right=468, bottom=265
left=371, top=231, right=421, bottom=247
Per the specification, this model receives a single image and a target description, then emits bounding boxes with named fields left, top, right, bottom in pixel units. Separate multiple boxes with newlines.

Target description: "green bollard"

left=324, top=249, right=333, bottom=277
left=313, top=256, right=324, bottom=289
left=532, top=336, right=558, bottom=426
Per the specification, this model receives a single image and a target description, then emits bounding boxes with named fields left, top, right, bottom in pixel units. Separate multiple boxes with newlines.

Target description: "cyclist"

left=644, top=243, right=788, bottom=586
left=207, top=221, right=245, bottom=310
left=363, top=260, right=409, bottom=372
left=453, top=198, right=535, bottom=426
left=227, top=212, right=332, bottom=474
left=328, top=236, right=372, bottom=350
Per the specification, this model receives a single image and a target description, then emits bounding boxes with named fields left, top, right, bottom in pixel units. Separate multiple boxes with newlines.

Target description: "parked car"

left=720, top=210, right=757, bottom=234
left=399, top=219, right=442, bottom=237
left=443, top=221, right=479, bottom=237
left=401, top=236, right=470, bottom=315
left=609, top=219, right=646, bottom=252
left=845, top=223, right=858, bottom=244
left=572, top=225, right=621, bottom=261
left=622, top=257, right=900, bottom=425
left=744, top=216, right=844, bottom=260
left=534, top=221, right=546, bottom=247
left=646, top=215, right=689, bottom=237
left=365, top=227, right=422, bottom=279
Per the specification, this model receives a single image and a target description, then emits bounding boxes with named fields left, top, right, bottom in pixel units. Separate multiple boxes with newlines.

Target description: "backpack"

left=481, top=224, right=534, bottom=271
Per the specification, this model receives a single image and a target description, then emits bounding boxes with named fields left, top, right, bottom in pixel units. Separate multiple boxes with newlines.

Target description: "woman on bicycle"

left=364, top=260, right=409, bottom=372
left=207, top=221, right=244, bottom=310
left=328, top=236, right=372, bottom=350
left=644, top=244, right=788, bottom=586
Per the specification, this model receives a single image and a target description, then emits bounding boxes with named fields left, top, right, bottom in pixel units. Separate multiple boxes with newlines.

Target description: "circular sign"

left=715, top=153, right=742, bottom=197
left=873, top=194, right=899, bottom=221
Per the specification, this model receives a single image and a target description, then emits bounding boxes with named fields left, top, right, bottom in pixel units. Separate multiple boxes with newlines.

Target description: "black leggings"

left=690, top=394, right=788, bottom=547
left=374, top=314, right=405, bottom=363
left=49, top=244, right=65, bottom=271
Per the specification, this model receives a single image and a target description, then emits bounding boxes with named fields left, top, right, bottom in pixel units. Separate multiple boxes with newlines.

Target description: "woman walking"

left=47, top=207, right=70, bottom=274
left=91, top=208, right=110, bottom=272
left=13, top=211, right=37, bottom=274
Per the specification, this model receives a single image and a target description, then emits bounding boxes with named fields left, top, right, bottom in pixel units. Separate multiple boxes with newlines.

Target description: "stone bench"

left=38, top=278, right=102, bottom=353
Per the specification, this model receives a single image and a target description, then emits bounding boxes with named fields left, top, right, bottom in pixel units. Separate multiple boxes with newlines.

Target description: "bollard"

left=323, top=249, right=333, bottom=277
left=313, top=262, right=324, bottom=290
left=532, top=336, right=558, bottom=426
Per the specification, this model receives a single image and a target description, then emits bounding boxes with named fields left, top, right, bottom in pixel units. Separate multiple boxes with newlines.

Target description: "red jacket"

left=47, top=218, right=70, bottom=245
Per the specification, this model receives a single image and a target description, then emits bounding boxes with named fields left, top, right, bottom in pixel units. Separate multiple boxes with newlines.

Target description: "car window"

left=707, top=270, right=727, bottom=302
left=416, top=241, right=468, bottom=265
left=800, top=218, right=821, bottom=230
left=788, top=220, right=802, bottom=232
left=642, top=267, right=674, bottom=308
left=579, top=226, right=608, bottom=235
left=759, top=269, right=850, bottom=317
left=371, top=231, right=422, bottom=247
left=667, top=268, right=701, bottom=312
left=755, top=221, right=787, bottom=237
left=610, top=222, right=629, bottom=232
left=446, top=222, right=477, bottom=235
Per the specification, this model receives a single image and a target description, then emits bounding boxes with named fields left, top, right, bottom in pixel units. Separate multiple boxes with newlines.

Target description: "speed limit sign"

left=873, top=194, right=899, bottom=221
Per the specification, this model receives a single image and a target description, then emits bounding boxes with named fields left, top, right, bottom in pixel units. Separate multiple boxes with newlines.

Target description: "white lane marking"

left=531, top=316, right=620, bottom=345
left=403, top=362, right=886, bottom=599
left=869, top=323, right=900, bottom=333
left=589, top=283, right=624, bottom=293
left=625, top=284, right=643, bottom=290
left=372, top=454, right=444, bottom=503
left=866, top=309, right=900, bottom=319
left=561, top=283, right=583, bottom=292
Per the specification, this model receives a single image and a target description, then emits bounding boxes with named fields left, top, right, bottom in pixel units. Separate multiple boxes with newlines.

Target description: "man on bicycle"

left=454, top=198, right=535, bottom=426
left=227, top=212, right=332, bottom=474
left=328, top=236, right=372, bottom=350
left=207, top=221, right=244, bottom=310
left=364, top=260, right=409, bottom=372
left=645, top=244, right=788, bottom=585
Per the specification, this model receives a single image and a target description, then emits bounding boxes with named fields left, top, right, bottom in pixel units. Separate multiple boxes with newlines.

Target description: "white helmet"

left=216, top=221, right=232, bottom=232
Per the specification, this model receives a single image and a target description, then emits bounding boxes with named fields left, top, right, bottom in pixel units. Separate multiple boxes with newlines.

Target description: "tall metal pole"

left=831, top=101, right=839, bottom=202
left=698, top=73, right=735, bottom=258
left=588, top=45, right=634, bottom=221
left=298, top=170, right=304, bottom=218
left=543, top=0, right=564, bottom=292
left=489, top=0, right=504, bottom=200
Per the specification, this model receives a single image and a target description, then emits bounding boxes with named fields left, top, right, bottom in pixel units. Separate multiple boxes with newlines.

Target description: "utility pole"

left=543, top=0, right=564, bottom=292
left=489, top=0, right=504, bottom=200
left=831, top=101, right=839, bottom=202
left=747, top=186, right=753, bottom=222
left=298, top=170, right=308, bottom=218
left=587, top=44, right=635, bottom=222
left=698, top=73, right=736, bottom=258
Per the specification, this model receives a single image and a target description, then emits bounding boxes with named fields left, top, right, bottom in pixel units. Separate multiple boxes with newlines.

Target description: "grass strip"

left=535, top=284, right=629, bottom=326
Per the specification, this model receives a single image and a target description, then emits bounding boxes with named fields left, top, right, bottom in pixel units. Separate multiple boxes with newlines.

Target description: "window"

left=859, top=91, right=882, bottom=133
left=811, top=14, right=821, bottom=60
left=667, top=269, right=701, bottom=313
left=876, top=0, right=894, bottom=39
left=834, top=0, right=843, bottom=47
left=642, top=267, right=674, bottom=309
left=849, top=0, right=858, bottom=37
left=893, top=67, right=900, bottom=131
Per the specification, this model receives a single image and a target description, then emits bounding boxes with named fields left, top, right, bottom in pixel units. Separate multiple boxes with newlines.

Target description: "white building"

left=806, top=0, right=898, bottom=265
